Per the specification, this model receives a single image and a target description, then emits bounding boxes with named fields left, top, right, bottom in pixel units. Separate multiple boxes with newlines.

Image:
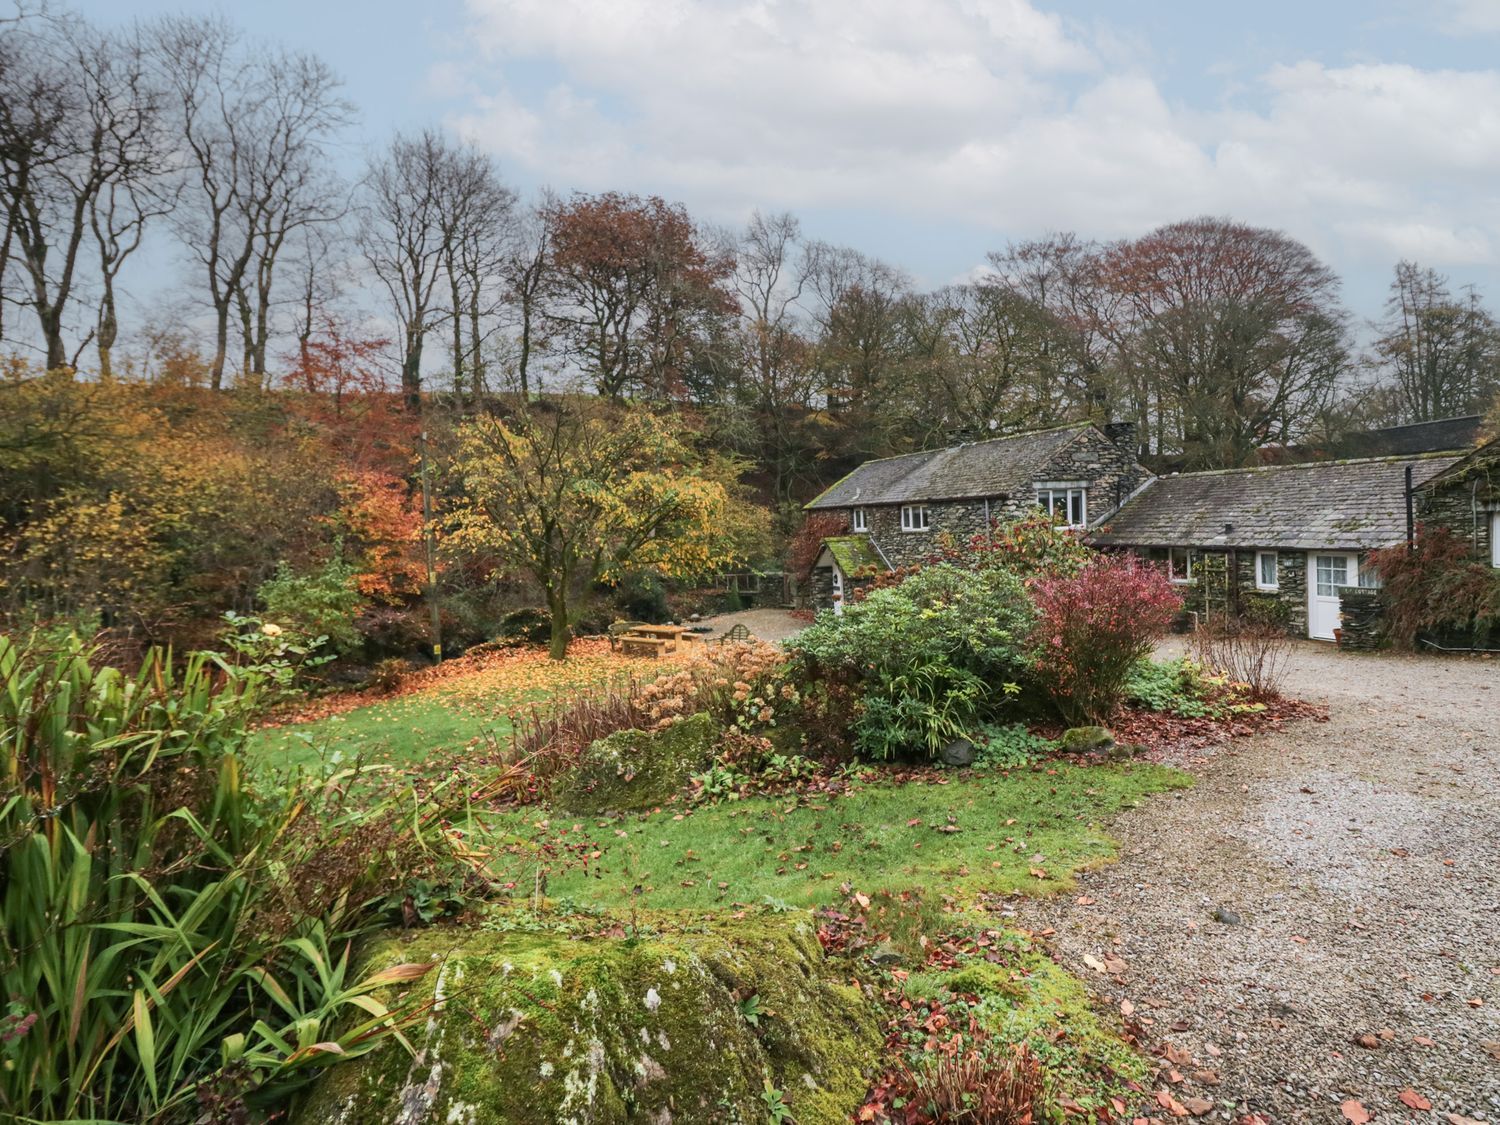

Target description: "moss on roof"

left=820, top=535, right=888, bottom=575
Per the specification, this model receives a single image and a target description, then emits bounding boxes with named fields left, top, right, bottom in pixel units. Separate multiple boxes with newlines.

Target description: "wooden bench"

left=620, top=635, right=672, bottom=658
left=717, top=622, right=752, bottom=645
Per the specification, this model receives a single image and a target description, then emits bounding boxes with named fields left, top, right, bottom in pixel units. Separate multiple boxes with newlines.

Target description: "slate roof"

left=1091, top=454, right=1461, bottom=551
left=1338, top=415, right=1481, bottom=458
left=805, top=423, right=1094, bottom=509
left=818, top=536, right=889, bottom=575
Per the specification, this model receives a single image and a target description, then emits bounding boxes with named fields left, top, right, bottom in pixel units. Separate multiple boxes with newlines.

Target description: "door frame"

left=1306, top=551, right=1359, bottom=640
left=830, top=564, right=845, bottom=616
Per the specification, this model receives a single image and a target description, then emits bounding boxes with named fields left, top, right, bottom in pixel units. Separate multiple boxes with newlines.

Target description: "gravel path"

left=693, top=608, right=809, bottom=644
left=1011, top=644, right=1500, bottom=1123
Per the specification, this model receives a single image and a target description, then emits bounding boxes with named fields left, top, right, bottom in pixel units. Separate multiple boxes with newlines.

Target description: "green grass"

left=479, top=762, right=1191, bottom=914
left=246, top=649, right=650, bottom=775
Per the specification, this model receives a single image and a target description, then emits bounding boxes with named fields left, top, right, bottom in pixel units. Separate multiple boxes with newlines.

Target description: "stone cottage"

left=802, top=421, right=1150, bottom=613
left=1090, top=454, right=1462, bottom=640
left=1414, top=435, right=1499, bottom=567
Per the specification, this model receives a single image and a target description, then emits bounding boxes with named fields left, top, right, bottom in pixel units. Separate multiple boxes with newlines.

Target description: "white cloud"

left=1440, top=0, right=1500, bottom=33
left=446, top=0, right=1500, bottom=287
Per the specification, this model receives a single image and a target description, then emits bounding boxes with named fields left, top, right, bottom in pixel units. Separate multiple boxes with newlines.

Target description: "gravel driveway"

left=1012, top=644, right=1500, bottom=1123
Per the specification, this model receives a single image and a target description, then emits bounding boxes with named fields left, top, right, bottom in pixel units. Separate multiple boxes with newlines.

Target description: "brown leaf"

left=1083, top=953, right=1107, bottom=972
left=1191, top=1069, right=1221, bottom=1085
left=1354, top=1033, right=1381, bottom=1049
left=1398, top=1088, right=1432, bottom=1111
left=1340, top=1100, right=1371, bottom=1124
left=1183, top=1097, right=1214, bottom=1117
left=1482, top=1039, right=1500, bottom=1060
left=1120, top=998, right=1135, bottom=1017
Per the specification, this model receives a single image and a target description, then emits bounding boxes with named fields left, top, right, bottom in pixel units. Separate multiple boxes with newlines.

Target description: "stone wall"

left=857, top=499, right=995, bottom=569
left=1334, top=586, right=1383, bottom=649
left=1034, top=426, right=1153, bottom=519
left=1145, top=547, right=1310, bottom=637
left=1421, top=473, right=1497, bottom=563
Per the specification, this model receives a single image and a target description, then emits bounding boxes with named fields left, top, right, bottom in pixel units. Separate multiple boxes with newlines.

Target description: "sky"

left=73, top=0, right=1500, bottom=323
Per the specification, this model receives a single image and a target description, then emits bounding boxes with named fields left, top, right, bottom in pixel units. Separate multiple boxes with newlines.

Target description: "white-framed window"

left=1255, top=550, right=1279, bottom=591
left=1036, top=486, right=1087, bottom=529
left=1168, top=547, right=1194, bottom=584
left=1357, top=558, right=1384, bottom=589
left=1492, top=512, right=1500, bottom=568
left=900, top=504, right=930, bottom=532
left=851, top=507, right=868, bottom=533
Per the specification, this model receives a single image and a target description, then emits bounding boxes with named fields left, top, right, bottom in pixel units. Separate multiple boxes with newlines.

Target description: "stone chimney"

left=1102, top=420, right=1140, bottom=460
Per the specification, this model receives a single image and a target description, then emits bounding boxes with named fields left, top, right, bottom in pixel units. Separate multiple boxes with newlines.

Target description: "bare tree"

left=0, top=14, right=166, bottom=371
left=1373, top=261, right=1500, bottom=423
left=437, top=147, right=514, bottom=406
left=151, top=16, right=350, bottom=389
left=359, top=129, right=455, bottom=411
left=497, top=198, right=553, bottom=399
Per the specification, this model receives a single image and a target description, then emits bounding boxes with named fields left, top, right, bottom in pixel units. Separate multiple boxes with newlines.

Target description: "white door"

left=830, top=565, right=845, bottom=616
left=1307, top=553, right=1358, bottom=640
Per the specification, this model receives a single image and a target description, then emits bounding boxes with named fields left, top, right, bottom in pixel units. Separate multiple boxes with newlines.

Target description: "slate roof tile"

left=1091, top=454, right=1461, bottom=551
left=805, top=423, right=1093, bottom=509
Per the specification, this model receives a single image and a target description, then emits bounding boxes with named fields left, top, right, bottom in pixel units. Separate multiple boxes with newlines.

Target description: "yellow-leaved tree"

left=449, top=398, right=743, bottom=660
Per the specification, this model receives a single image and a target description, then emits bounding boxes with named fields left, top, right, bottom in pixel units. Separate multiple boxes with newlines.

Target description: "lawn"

left=478, top=761, right=1191, bottom=914
left=246, top=640, right=676, bottom=775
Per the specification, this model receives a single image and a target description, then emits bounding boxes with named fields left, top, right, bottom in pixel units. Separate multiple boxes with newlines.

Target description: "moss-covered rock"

left=559, top=712, right=718, bottom=815
left=296, top=912, right=879, bottom=1124
left=1059, top=726, right=1115, bottom=754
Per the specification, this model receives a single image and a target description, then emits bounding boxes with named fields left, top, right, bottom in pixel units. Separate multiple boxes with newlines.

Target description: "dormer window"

left=851, top=507, right=868, bottom=533
left=900, top=504, right=930, bottom=532
left=1036, top=485, right=1087, bottom=529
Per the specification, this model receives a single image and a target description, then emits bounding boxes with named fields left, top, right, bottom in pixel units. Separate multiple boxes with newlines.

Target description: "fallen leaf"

left=1183, top=1097, right=1213, bottom=1116
left=1120, top=998, right=1135, bottom=1017
left=1083, top=953, right=1107, bottom=973
left=1340, top=1100, right=1370, bottom=1124
left=1399, top=1088, right=1432, bottom=1111
left=1413, top=1035, right=1436, bottom=1046
left=1482, top=1040, right=1500, bottom=1061
left=1354, top=1033, right=1380, bottom=1049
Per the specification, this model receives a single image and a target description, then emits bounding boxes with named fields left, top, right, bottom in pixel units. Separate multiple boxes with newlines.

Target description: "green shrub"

left=257, top=553, right=364, bottom=654
left=973, top=722, right=1055, bottom=769
left=1124, top=657, right=1212, bottom=717
left=790, top=564, right=1032, bottom=759
left=0, top=635, right=454, bottom=1122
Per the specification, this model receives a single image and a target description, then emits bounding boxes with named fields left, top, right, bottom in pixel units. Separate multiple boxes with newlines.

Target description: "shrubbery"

left=790, top=564, right=1033, bottom=758
left=1368, top=524, right=1500, bottom=648
left=0, top=635, right=470, bottom=1121
left=1029, top=555, right=1182, bottom=725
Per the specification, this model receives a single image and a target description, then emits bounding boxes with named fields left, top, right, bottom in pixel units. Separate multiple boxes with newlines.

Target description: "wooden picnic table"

left=619, top=623, right=696, bottom=657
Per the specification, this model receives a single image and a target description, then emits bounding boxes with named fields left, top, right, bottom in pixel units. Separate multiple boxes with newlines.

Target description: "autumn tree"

left=448, top=398, right=739, bottom=659
left=1095, top=217, right=1349, bottom=468
left=545, top=192, right=736, bottom=399
left=1372, top=261, right=1500, bottom=423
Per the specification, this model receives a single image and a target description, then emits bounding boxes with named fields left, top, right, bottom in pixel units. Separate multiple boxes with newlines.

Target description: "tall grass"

left=0, top=636, right=441, bottom=1122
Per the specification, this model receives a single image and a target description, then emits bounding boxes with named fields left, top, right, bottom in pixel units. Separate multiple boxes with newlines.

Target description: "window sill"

left=1255, top=584, right=1279, bottom=593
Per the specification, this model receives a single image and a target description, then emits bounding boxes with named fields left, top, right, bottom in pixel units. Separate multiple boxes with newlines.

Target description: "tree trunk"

left=97, top=283, right=117, bottom=380
left=546, top=587, right=570, bottom=661
left=210, top=302, right=229, bottom=390
left=402, top=329, right=423, bottom=412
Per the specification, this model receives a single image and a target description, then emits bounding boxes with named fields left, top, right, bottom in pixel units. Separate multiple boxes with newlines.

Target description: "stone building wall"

left=856, top=499, right=996, bottom=569
left=1421, top=475, right=1497, bottom=563
left=1035, top=426, right=1153, bottom=519
left=1144, top=547, right=1310, bottom=637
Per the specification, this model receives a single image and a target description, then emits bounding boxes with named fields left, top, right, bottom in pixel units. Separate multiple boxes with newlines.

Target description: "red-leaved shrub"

left=1031, top=554, right=1182, bottom=724
left=1368, top=524, right=1500, bottom=648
